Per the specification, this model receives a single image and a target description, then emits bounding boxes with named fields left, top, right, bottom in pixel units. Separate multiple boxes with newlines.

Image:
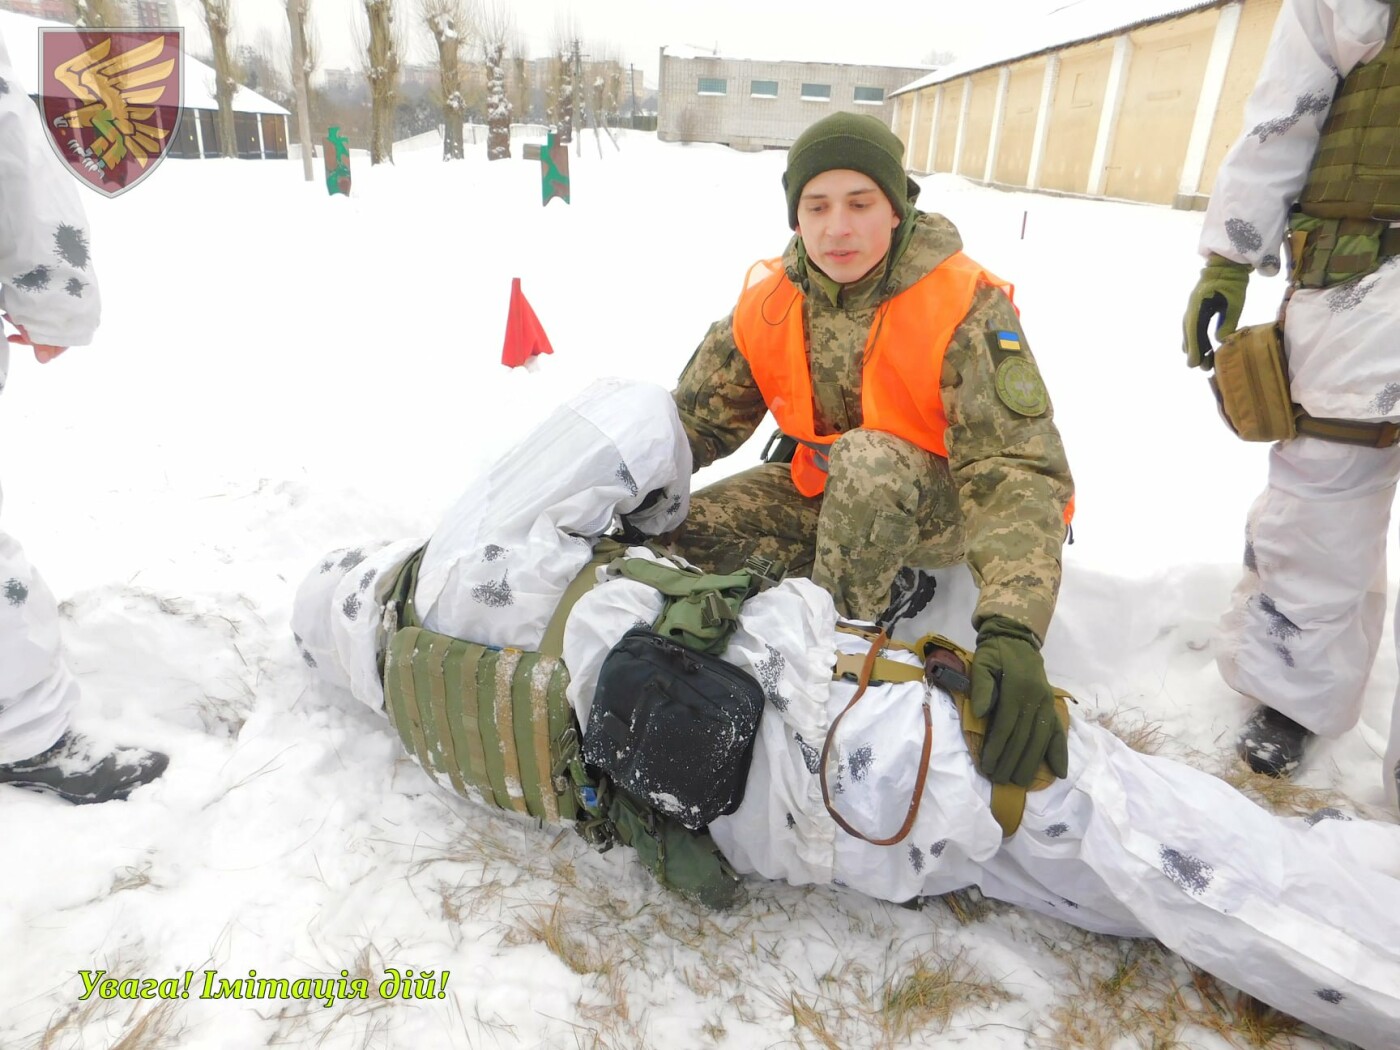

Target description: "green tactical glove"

left=969, top=616, right=1070, bottom=788
left=1181, top=253, right=1250, bottom=370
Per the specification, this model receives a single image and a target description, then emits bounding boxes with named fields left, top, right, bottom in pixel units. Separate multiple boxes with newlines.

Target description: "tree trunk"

left=201, top=0, right=238, bottom=159
left=485, top=42, right=510, bottom=160
left=510, top=55, right=529, bottom=125
left=557, top=44, right=574, bottom=144
left=430, top=17, right=463, bottom=160
left=71, top=0, right=121, bottom=28
left=365, top=0, right=399, bottom=165
left=287, top=0, right=315, bottom=181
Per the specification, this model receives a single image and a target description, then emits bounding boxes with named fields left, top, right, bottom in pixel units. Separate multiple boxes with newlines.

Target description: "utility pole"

left=629, top=62, right=638, bottom=129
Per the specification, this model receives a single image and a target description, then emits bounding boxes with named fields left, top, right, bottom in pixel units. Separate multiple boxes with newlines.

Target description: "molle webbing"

left=380, top=543, right=622, bottom=823
left=1299, top=6, right=1400, bottom=220
left=1287, top=214, right=1400, bottom=287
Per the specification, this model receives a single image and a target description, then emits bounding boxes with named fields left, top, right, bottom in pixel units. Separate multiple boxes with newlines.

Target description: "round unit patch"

left=994, top=357, right=1048, bottom=416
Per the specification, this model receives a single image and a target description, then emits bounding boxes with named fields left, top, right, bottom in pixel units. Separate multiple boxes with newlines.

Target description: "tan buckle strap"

left=1296, top=412, right=1400, bottom=448
left=820, top=629, right=932, bottom=846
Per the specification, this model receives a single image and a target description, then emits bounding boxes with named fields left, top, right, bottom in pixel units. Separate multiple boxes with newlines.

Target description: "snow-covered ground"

left=1, top=124, right=1393, bottom=1050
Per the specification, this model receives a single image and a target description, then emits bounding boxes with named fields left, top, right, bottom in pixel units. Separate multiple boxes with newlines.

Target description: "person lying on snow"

left=293, top=379, right=1400, bottom=1050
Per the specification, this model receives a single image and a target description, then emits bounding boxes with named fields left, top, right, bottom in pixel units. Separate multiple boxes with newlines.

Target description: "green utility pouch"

left=606, top=790, right=747, bottom=910
left=1288, top=213, right=1395, bottom=289
left=1208, top=323, right=1298, bottom=443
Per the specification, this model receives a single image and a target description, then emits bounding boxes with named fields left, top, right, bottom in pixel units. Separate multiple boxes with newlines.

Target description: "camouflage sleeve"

left=671, top=311, right=770, bottom=470
left=941, top=285, right=1074, bottom=643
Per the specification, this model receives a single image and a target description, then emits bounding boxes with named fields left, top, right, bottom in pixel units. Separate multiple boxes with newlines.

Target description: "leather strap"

left=820, top=630, right=933, bottom=846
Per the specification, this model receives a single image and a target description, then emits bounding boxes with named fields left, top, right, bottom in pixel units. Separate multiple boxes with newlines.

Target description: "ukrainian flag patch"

left=996, top=329, right=1023, bottom=352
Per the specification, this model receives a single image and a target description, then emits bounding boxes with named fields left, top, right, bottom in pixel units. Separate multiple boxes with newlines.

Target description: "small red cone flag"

left=501, top=277, right=555, bottom=368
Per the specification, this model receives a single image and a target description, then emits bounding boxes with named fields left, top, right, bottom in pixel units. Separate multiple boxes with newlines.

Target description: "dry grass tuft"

left=1186, top=970, right=1303, bottom=1048
left=782, top=989, right=847, bottom=1050
left=106, top=1001, right=182, bottom=1050
left=926, top=886, right=1001, bottom=926
left=879, top=950, right=1014, bottom=1042
left=1221, top=767, right=1350, bottom=818
left=109, top=864, right=155, bottom=895
left=195, top=685, right=255, bottom=738
left=1089, top=708, right=1168, bottom=755
left=510, top=900, right=613, bottom=976
left=33, top=961, right=184, bottom=1050
left=1038, top=934, right=1310, bottom=1050
left=700, top=1016, right=727, bottom=1042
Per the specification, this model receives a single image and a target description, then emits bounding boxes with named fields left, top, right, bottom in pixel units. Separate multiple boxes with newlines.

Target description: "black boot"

left=0, top=732, right=168, bottom=804
left=1236, top=705, right=1314, bottom=778
left=878, top=567, right=937, bottom=630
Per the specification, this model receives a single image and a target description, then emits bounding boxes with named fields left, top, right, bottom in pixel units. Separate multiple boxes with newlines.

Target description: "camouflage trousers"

left=664, top=429, right=965, bottom=621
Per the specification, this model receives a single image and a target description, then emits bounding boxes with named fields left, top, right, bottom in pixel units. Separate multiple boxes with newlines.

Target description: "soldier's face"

left=795, top=169, right=900, bottom=284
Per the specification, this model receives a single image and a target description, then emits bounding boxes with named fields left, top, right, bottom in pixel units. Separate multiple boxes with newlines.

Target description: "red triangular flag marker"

left=501, top=277, right=555, bottom=368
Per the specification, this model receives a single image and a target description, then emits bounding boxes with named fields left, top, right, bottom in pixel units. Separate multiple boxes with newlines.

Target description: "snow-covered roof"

left=891, top=0, right=1226, bottom=95
left=661, top=43, right=932, bottom=75
left=0, top=8, right=289, bottom=115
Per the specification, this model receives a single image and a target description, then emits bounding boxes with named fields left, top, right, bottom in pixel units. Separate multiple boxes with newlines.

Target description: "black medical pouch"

left=582, top=627, right=764, bottom=830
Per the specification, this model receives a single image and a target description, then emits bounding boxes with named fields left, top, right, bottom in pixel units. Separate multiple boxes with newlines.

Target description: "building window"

left=800, top=83, right=831, bottom=101
left=750, top=79, right=778, bottom=98
left=854, top=86, right=885, bottom=104
left=697, top=77, right=728, bottom=96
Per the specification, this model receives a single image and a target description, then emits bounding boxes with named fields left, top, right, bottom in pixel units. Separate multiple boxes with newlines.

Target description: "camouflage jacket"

left=672, top=211, right=1074, bottom=641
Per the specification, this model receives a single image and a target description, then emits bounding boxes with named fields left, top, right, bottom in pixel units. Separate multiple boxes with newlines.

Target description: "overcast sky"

left=174, top=0, right=1071, bottom=83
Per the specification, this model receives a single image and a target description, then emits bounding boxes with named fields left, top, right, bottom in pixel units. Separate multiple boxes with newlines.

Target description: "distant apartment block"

left=658, top=47, right=927, bottom=150
left=322, top=67, right=360, bottom=93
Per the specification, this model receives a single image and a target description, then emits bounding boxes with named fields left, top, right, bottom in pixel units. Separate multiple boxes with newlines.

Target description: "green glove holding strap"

left=969, top=615, right=1069, bottom=788
left=1181, top=253, right=1250, bottom=370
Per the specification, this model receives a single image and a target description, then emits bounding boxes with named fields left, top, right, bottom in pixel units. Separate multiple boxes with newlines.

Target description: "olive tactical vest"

left=1299, top=2, right=1400, bottom=220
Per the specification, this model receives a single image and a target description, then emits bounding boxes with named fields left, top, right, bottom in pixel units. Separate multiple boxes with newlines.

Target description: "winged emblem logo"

left=39, top=29, right=183, bottom=197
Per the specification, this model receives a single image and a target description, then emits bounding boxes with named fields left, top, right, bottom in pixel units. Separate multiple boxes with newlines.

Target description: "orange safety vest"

left=732, top=252, right=1012, bottom=498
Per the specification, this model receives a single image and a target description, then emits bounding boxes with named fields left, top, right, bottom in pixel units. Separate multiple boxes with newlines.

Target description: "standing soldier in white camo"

left=0, top=29, right=166, bottom=804
left=1181, top=0, right=1400, bottom=809
left=667, top=112, right=1076, bottom=789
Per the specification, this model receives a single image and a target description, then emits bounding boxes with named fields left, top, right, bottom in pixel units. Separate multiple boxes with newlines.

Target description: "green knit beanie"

left=782, top=111, right=921, bottom=230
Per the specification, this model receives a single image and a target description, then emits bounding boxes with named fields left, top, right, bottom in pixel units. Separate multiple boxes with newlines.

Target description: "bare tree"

left=480, top=3, right=511, bottom=160
left=361, top=0, right=401, bottom=164
left=285, top=0, right=317, bottom=181
left=70, top=0, right=122, bottom=28
left=421, top=0, right=474, bottom=160
left=920, top=48, right=956, bottom=67
left=198, top=0, right=239, bottom=159
left=587, top=43, right=623, bottom=128
left=542, top=46, right=563, bottom=130
left=508, top=33, right=529, bottom=126
left=239, top=31, right=293, bottom=106
left=559, top=37, right=578, bottom=144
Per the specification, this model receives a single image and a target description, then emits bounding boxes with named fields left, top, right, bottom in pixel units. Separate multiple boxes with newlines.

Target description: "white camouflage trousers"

left=1216, top=434, right=1400, bottom=808
left=0, top=345, right=77, bottom=764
